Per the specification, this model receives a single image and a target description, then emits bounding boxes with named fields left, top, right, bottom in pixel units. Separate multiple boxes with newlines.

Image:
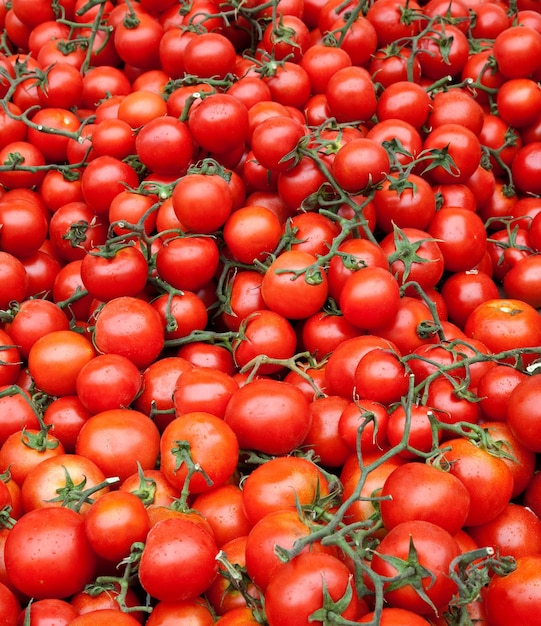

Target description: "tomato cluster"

left=1, top=0, right=541, bottom=624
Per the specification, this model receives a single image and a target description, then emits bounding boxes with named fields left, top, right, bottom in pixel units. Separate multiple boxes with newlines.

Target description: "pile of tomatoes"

left=1, top=0, right=541, bottom=623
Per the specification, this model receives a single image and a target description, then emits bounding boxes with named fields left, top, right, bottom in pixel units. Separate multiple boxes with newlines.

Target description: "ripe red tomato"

left=93, top=296, right=165, bottom=370
left=160, top=411, right=239, bottom=494
left=370, top=520, right=460, bottom=615
left=76, top=408, right=160, bottom=483
left=485, top=555, right=541, bottom=626
left=4, top=507, right=97, bottom=599
left=265, top=552, right=365, bottom=625
left=84, top=490, right=151, bottom=563
left=139, top=517, right=218, bottom=602
left=224, top=378, right=311, bottom=455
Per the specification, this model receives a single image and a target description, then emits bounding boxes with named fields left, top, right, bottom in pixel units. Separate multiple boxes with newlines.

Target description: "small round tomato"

left=224, top=378, right=311, bottom=455
left=265, top=552, right=365, bottom=625
left=339, top=266, right=401, bottom=330
left=93, top=296, right=165, bottom=370
left=75, top=353, right=142, bottom=414
left=75, top=408, right=161, bottom=483
left=4, top=507, right=97, bottom=599
left=172, top=173, right=233, bottom=234
left=370, top=520, right=460, bottom=615
left=139, top=517, right=218, bottom=602
left=493, top=25, right=541, bottom=79
left=332, top=137, right=391, bottom=193
left=241, top=455, right=330, bottom=525
left=380, top=462, right=471, bottom=535
left=261, top=250, right=328, bottom=320
left=223, top=205, right=282, bottom=264
left=160, top=411, right=239, bottom=494
left=84, top=491, right=151, bottom=563
left=28, top=330, right=96, bottom=397
left=423, top=124, right=482, bottom=185
left=485, top=555, right=541, bottom=626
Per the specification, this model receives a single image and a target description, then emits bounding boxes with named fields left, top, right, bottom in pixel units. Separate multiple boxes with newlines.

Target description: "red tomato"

left=265, top=552, right=365, bottom=625
left=380, top=462, right=471, bottom=535
left=493, top=25, right=541, bottom=79
left=370, top=520, right=460, bottom=615
left=76, top=408, right=160, bottom=483
left=5, top=507, right=97, bottom=599
left=339, top=266, right=401, bottom=330
left=224, top=378, right=311, bottom=455
left=438, top=437, right=514, bottom=526
left=160, top=411, right=239, bottom=494
left=261, top=250, right=328, bottom=320
left=28, top=330, right=96, bottom=397
left=332, top=138, right=391, bottom=193
left=75, top=354, right=142, bottom=414
left=485, top=555, right=541, bottom=626
left=139, top=518, right=218, bottom=602
left=241, top=455, right=330, bottom=525
left=172, top=173, right=233, bottom=234
left=84, top=490, right=151, bottom=563
left=93, top=296, right=165, bottom=370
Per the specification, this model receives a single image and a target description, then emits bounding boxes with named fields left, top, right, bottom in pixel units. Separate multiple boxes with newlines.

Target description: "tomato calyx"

left=443, top=547, right=516, bottom=624
left=47, top=467, right=120, bottom=512
left=215, top=549, right=264, bottom=616
left=171, top=438, right=214, bottom=505
left=308, top=577, right=356, bottom=625
left=378, top=535, right=439, bottom=613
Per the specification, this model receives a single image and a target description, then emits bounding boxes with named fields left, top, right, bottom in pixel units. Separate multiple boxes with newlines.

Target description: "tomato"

left=241, top=455, right=330, bottom=525
left=427, top=206, right=487, bottom=272
left=5, top=507, right=97, bottom=599
left=28, top=330, right=96, bottom=397
left=418, top=23, right=469, bottom=79
left=464, top=298, right=541, bottom=361
left=48, top=201, right=109, bottom=263
left=232, top=309, right=298, bottom=374
left=353, top=348, right=409, bottom=406
left=380, top=461, right=471, bottom=535
left=139, top=517, right=218, bottom=602
left=325, top=335, right=400, bottom=399
left=224, top=378, right=311, bottom=455
left=223, top=205, right=282, bottom=264
left=155, top=236, right=220, bottom=293
left=80, top=245, right=149, bottom=302
left=511, top=141, right=541, bottom=196
left=265, top=552, right=365, bottom=626
left=493, top=25, right=541, bottom=79
left=370, top=520, right=460, bottom=615
left=485, top=555, right=541, bottom=626
left=75, top=353, right=142, bottom=414
left=171, top=172, right=233, bottom=234
left=332, top=138, right=391, bottom=194
left=75, top=408, right=160, bottom=483
left=80, top=156, right=140, bottom=216
left=497, top=78, right=541, bottom=128
left=145, top=598, right=214, bottom=626
left=16, top=598, right=78, bottom=626
left=338, top=399, right=389, bottom=455
left=261, top=250, right=328, bottom=320
left=302, top=395, right=351, bottom=467
left=325, top=66, right=376, bottom=124
left=42, top=395, right=92, bottom=453
left=93, top=296, right=165, bottom=370
left=440, top=270, right=500, bottom=329
left=0, top=141, right=46, bottom=190
left=357, top=607, right=436, bottom=625
left=160, top=411, right=238, bottom=494
left=69, top=583, right=144, bottom=622
left=191, top=484, right=251, bottom=548
left=339, top=266, right=401, bottom=330
left=387, top=403, right=441, bottom=458
left=438, top=437, right=514, bottom=526
left=84, top=490, right=150, bottom=564
left=300, top=311, right=361, bottom=360
left=0, top=197, right=48, bottom=258
left=250, top=115, right=306, bottom=173
left=366, top=0, right=422, bottom=46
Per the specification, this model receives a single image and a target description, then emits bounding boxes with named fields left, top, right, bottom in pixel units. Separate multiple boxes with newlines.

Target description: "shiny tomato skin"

left=485, top=555, right=541, bottom=626
left=4, top=507, right=97, bottom=599
left=371, top=520, right=460, bottom=615
left=264, top=552, right=365, bottom=626
left=138, top=518, right=218, bottom=602
left=224, top=378, right=311, bottom=455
